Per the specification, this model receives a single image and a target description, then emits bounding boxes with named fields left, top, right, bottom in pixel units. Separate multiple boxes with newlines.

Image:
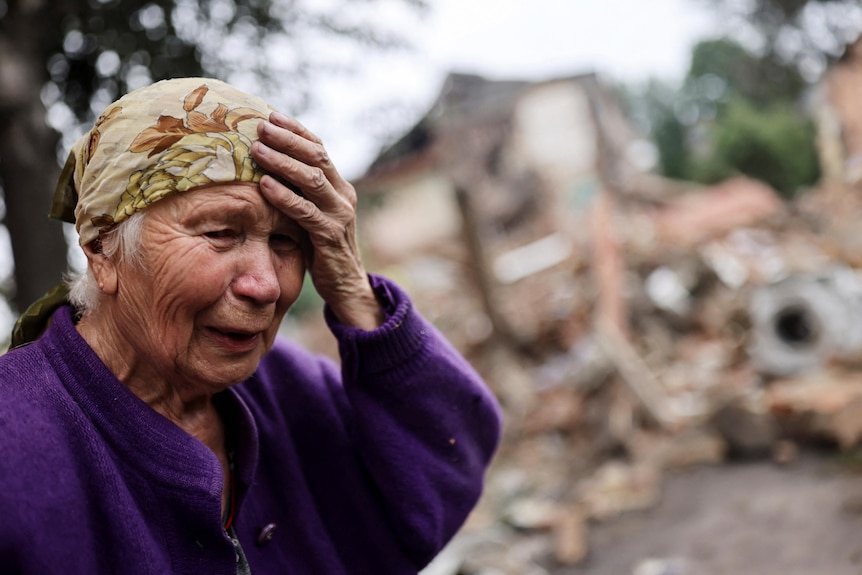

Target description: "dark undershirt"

left=226, top=525, right=252, bottom=575
left=216, top=394, right=251, bottom=575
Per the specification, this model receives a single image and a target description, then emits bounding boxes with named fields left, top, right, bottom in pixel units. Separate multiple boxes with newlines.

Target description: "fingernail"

left=259, top=174, right=274, bottom=189
left=253, top=141, right=269, bottom=155
left=271, top=111, right=290, bottom=125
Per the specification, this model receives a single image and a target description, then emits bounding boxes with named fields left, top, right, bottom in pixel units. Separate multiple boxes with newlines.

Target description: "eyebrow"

left=183, top=198, right=256, bottom=226
left=183, top=199, right=302, bottom=234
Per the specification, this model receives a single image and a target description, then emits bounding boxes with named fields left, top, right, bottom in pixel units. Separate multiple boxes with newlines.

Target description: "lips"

left=219, top=329, right=258, bottom=340
left=206, top=326, right=265, bottom=353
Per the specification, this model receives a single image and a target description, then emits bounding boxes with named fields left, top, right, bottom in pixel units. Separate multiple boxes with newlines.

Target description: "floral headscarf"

left=52, top=77, right=275, bottom=246
left=12, top=78, right=275, bottom=348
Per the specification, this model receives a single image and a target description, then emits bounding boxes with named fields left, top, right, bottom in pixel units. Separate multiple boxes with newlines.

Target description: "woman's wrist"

left=326, top=281, right=386, bottom=331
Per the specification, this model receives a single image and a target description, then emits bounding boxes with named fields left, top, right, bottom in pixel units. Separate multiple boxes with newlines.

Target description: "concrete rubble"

left=411, top=175, right=862, bottom=575
left=292, top=61, right=862, bottom=573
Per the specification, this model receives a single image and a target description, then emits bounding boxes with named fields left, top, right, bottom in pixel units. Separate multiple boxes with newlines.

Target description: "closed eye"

left=270, top=233, right=300, bottom=249
left=205, top=229, right=237, bottom=240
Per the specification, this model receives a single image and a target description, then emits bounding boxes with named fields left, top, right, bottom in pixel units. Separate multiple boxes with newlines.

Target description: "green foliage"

left=689, top=98, right=821, bottom=198
left=626, top=36, right=822, bottom=198
left=700, top=0, right=862, bottom=74
left=688, top=39, right=807, bottom=106
left=652, top=112, right=690, bottom=180
left=616, top=79, right=690, bottom=179
left=28, top=0, right=428, bottom=126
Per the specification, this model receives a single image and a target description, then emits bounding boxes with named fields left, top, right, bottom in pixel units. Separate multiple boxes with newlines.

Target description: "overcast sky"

left=298, top=0, right=719, bottom=179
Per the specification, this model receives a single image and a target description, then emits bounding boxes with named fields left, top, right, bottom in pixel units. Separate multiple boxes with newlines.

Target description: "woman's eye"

left=205, top=229, right=237, bottom=240
left=271, top=233, right=300, bottom=249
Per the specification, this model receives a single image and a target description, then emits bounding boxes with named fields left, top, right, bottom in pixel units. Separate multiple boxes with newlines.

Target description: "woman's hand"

left=251, top=112, right=384, bottom=330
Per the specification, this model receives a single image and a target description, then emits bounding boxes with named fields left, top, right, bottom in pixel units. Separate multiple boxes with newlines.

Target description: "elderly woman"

left=0, top=78, right=501, bottom=574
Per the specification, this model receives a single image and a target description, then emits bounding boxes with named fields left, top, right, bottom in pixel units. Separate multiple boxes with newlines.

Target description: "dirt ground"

left=558, top=449, right=862, bottom=575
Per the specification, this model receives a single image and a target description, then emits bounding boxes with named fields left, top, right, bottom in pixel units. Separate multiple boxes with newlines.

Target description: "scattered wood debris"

left=287, top=69, right=862, bottom=574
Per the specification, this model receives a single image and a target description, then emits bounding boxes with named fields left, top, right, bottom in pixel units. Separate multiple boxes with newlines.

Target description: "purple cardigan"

left=0, top=277, right=501, bottom=574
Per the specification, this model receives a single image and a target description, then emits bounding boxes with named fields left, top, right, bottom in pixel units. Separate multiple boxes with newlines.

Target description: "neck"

left=76, top=307, right=233, bottom=518
left=75, top=310, right=217, bottom=437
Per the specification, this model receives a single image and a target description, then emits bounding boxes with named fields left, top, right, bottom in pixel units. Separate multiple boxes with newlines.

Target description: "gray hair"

left=65, top=211, right=147, bottom=315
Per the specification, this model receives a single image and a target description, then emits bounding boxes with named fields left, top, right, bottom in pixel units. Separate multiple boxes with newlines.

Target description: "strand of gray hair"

left=66, top=211, right=147, bottom=315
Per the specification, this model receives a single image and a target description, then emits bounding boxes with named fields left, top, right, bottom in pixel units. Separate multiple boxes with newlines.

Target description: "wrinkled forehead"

left=151, top=182, right=300, bottom=231
left=58, top=77, right=276, bottom=247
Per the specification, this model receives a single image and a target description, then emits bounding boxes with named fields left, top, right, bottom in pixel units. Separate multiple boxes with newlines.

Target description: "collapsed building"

left=355, top=72, right=640, bottom=355
left=291, top=63, right=862, bottom=573
left=352, top=71, right=805, bottom=430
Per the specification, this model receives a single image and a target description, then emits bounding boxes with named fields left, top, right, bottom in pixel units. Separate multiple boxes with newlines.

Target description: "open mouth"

left=207, top=327, right=263, bottom=350
left=220, top=330, right=257, bottom=341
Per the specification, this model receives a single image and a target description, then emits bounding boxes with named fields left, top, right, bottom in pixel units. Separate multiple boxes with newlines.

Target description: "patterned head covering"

left=52, top=77, right=275, bottom=246
left=11, top=77, right=274, bottom=348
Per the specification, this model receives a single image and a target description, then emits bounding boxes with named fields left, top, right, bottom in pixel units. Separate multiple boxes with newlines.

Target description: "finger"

left=257, top=114, right=342, bottom=183
left=269, top=112, right=322, bottom=145
left=252, top=141, right=336, bottom=202
left=258, top=173, right=327, bottom=229
left=257, top=120, right=329, bottom=171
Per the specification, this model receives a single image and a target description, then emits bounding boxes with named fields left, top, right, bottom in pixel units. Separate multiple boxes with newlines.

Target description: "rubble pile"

left=322, top=67, right=862, bottom=573
left=418, top=178, right=862, bottom=575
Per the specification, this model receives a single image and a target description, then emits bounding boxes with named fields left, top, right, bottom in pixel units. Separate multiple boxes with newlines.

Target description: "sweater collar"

left=39, top=305, right=259, bottom=501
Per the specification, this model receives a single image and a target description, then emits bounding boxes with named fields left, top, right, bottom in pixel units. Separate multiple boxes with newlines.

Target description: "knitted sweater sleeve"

left=324, top=275, right=503, bottom=568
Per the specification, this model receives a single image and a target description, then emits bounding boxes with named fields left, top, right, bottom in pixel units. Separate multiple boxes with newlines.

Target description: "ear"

left=83, top=240, right=119, bottom=295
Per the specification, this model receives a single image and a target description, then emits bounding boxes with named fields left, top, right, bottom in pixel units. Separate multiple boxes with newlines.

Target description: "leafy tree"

left=0, top=0, right=425, bottom=315
left=688, top=39, right=807, bottom=106
left=699, top=0, right=862, bottom=79
left=686, top=39, right=820, bottom=197
left=626, top=37, right=821, bottom=198
left=689, top=97, right=821, bottom=196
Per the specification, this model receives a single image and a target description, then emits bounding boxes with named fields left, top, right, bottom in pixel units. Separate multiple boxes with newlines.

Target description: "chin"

left=221, top=361, right=263, bottom=386
left=188, top=355, right=261, bottom=388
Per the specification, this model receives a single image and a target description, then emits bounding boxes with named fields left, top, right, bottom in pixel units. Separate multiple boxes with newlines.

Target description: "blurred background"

left=5, top=0, right=862, bottom=573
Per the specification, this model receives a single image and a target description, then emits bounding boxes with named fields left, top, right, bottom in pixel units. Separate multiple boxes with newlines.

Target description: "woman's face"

left=109, top=183, right=305, bottom=390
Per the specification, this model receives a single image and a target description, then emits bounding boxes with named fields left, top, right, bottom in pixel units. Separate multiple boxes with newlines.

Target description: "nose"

left=232, top=243, right=281, bottom=305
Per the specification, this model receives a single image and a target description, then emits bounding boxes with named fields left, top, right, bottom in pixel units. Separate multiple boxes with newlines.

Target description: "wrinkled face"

left=110, top=183, right=305, bottom=389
